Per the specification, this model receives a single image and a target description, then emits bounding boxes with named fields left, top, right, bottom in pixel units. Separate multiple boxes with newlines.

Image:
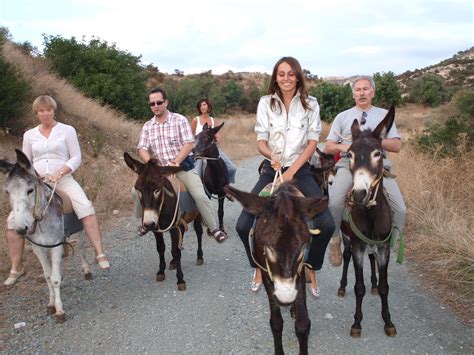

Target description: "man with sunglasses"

left=135, top=87, right=228, bottom=243
left=324, top=75, right=406, bottom=266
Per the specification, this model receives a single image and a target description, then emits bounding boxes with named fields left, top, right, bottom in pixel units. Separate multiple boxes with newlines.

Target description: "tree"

left=373, top=71, right=402, bottom=108
left=410, top=74, right=448, bottom=107
left=43, top=35, right=149, bottom=119
left=309, top=82, right=353, bottom=122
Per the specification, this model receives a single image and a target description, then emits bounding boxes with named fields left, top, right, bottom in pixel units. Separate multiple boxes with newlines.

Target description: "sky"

left=1, top=0, right=473, bottom=78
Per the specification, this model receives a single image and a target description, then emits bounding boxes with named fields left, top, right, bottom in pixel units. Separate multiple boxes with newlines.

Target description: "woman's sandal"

left=251, top=269, right=262, bottom=292
left=96, top=254, right=110, bottom=270
left=212, top=229, right=228, bottom=243
left=4, top=269, right=25, bottom=286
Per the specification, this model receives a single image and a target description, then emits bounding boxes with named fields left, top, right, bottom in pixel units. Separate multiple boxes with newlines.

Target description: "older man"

left=324, top=75, right=406, bottom=266
left=136, top=87, right=227, bottom=243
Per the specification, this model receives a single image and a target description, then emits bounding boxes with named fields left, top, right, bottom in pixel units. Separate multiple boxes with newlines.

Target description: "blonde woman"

left=4, top=95, right=109, bottom=285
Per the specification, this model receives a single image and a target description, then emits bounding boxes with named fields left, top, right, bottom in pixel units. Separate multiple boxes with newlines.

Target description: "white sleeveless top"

left=195, top=116, right=214, bottom=135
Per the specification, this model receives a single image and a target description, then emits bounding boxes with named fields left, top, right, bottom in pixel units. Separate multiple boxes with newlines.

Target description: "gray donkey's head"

left=0, top=149, right=44, bottom=235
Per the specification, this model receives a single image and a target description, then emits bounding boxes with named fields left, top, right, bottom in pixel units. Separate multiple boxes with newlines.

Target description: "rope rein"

left=153, top=176, right=181, bottom=233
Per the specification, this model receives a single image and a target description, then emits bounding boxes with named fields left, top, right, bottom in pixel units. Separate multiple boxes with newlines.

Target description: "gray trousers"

left=132, top=169, right=218, bottom=231
left=329, top=158, right=406, bottom=242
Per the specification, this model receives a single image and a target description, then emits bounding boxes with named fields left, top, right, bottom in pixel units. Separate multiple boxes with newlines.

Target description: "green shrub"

left=43, top=35, right=149, bottom=119
left=309, top=82, right=353, bottom=122
left=453, top=88, right=474, bottom=117
left=410, top=74, right=449, bottom=107
left=373, top=71, right=402, bottom=108
left=0, top=55, right=31, bottom=129
left=416, top=117, right=473, bottom=157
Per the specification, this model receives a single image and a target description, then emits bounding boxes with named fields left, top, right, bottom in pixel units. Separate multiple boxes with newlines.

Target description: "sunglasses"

left=149, top=100, right=166, bottom=107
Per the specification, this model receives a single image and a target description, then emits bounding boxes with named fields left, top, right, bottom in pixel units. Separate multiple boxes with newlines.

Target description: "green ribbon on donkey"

left=343, top=209, right=404, bottom=264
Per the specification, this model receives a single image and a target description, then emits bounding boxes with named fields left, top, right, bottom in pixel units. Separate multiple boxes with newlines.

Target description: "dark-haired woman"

left=235, top=57, right=335, bottom=297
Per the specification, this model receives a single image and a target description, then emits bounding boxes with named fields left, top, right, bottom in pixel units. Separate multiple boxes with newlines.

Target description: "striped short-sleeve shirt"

left=137, top=112, right=194, bottom=165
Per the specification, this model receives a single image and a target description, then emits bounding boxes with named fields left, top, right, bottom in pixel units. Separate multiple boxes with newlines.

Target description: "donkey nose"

left=143, top=222, right=155, bottom=231
left=16, top=227, right=28, bottom=236
left=352, top=188, right=368, bottom=204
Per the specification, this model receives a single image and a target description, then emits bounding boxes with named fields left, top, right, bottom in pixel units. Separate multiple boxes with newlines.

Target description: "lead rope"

left=154, top=176, right=181, bottom=233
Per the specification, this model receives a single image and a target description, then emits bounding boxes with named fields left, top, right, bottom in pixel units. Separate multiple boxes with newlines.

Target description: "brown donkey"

left=339, top=106, right=397, bottom=337
left=225, top=183, right=328, bottom=355
left=124, top=153, right=204, bottom=291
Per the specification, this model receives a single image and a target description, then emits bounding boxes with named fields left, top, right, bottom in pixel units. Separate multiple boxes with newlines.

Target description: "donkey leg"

left=77, top=231, right=92, bottom=280
left=193, top=215, right=204, bottom=265
left=338, top=237, right=352, bottom=297
left=31, top=246, right=57, bottom=318
left=369, top=253, right=378, bottom=295
left=377, top=247, right=396, bottom=336
left=170, top=229, right=186, bottom=290
left=351, top=247, right=366, bottom=338
left=50, top=246, right=66, bottom=323
left=294, top=280, right=311, bottom=355
left=264, top=281, right=284, bottom=355
left=154, top=232, right=167, bottom=282
left=217, top=197, right=225, bottom=232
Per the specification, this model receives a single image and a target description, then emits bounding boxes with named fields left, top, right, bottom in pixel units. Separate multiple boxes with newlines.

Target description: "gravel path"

left=1, top=156, right=473, bottom=354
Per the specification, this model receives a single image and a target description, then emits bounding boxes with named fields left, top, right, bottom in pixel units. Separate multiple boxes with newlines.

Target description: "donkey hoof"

left=169, top=262, right=177, bottom=270
left=84, top=272, right=93, bottom=280
left=196, top=258, right=204, bottom=266
left=177, top=283, right=186, bottom=291
left=55, top=313, right=66, bottom=323
left=156, top=274, right=165, bottom=282
left=350, top=327, right=361, bottom=338
left=385, top=325, right=397, bottom=337
left=337, top=288, right=346, bottom=298
left=47, top=306, right=56, bottom=315
left=371, top=287, right=379, bottom=295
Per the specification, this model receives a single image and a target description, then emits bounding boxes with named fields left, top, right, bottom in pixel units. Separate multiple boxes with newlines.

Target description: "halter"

left=349, top=172, right=383, bottom=208
left=26, top=178, right=67, bottom=248
left=152, top=176, right=181, bottom=233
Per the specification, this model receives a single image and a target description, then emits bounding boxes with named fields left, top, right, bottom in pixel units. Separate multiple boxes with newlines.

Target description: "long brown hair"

left=268, top=56, right=310, bottom=112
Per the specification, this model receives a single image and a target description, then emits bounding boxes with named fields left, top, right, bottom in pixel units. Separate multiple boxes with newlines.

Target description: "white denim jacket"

left=255, top=92, right=321, bottom=167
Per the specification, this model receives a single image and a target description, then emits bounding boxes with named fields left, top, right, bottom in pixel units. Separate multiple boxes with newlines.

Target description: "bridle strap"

left=153, top=176, right=181, bottom=233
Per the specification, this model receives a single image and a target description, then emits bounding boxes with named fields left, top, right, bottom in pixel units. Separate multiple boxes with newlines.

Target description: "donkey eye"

left=27, top=189, right=34, bottom=195
left=347, top=152, right=353, bottom=159
left=153, top=189, right=160, bottom=198
left=373, top=150, right=381, bottom=158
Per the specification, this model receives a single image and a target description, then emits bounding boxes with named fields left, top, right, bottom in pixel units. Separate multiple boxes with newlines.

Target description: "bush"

left=453, top=88, right=474, bottom=117
left=309, top=82, right=353, bottom=122
left=417, top=117, right=473, bottom=157
left=373, top=71, right=402, bottom=108
left=43, top=35, right=150, bottom=119
left=410, top=74, right=449, bottom=107
left=0, top=50, right=31, bottom=129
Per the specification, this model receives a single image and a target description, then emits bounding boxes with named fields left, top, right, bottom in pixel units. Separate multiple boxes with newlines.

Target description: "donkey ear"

left=224, top=185, right=267, bottom=215
left=0, top=159, right=14, bottom=174
left=203, top=123, right=209, bottom=130
left=213, top=122, right=225, bottom=134
left=373, top=106, right=395, bottom=139
left=299, top=196, right=328, bottom=218
left=158, top=166, right=183, bottom=177
left=124, top=152, right=144, bottom=174
left=15, top=149, right=35, bottom=174
left=350, top=119, right=361, bottom=140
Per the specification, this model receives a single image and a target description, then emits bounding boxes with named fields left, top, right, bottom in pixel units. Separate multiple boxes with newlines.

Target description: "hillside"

left=397, top=47, right=474, bottom=93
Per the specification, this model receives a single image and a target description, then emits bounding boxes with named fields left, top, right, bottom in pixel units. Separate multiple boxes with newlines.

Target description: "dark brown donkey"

left=309, top=147, right=337, bottom=196
left=225, top=183, right=328, bottom=355
left=124, top=153, right=204, bottom=291
left=192, top=122, right=229, bottom=233
left=339, top=106, right=397, bottom=337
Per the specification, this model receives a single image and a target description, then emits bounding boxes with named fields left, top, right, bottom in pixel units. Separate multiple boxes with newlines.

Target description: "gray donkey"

left=0, top=149, right=91, bottom=323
